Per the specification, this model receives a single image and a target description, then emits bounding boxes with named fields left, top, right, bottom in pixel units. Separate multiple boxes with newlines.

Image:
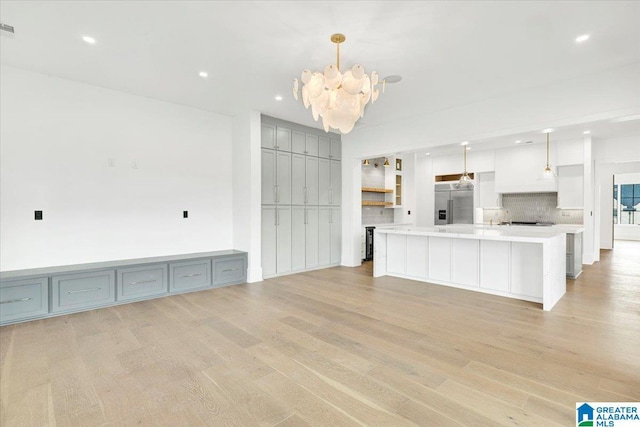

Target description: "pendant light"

left=383, top=158, right=390, bottom=167
left=540, top=132, right=557, bottom=181
left=363, top=159, right=370, bottom=166
left=456, top=143, right=474, bottom=189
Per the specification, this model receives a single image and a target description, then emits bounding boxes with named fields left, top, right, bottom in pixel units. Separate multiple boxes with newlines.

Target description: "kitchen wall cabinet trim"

left=0, top=250, right=248, bottom=325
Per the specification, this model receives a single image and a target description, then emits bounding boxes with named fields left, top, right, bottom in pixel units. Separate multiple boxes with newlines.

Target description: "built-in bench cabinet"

left=0, top=250, right=247, bottom=325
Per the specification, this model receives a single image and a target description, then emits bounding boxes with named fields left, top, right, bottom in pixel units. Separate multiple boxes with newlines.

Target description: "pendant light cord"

left=546, top=133, right=550, bottom=168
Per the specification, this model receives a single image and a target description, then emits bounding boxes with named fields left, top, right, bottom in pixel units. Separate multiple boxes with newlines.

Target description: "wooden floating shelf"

left=362, top=187, right=393, bottom=193
left=362, top=201, right=394, bottom=206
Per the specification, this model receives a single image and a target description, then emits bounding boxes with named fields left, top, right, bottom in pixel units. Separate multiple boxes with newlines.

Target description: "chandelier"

left=292, top=33, right=384, bottom=134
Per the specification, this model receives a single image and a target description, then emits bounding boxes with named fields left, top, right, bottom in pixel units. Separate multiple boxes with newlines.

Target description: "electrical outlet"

left=131, top=159, right=139, bottom=169
left=34, top=210, right=43, bottom=220
left=107, top=158, right=115, bottom=167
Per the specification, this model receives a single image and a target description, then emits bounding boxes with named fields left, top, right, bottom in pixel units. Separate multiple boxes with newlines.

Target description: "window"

left=615, top=183, right=640, bottom=225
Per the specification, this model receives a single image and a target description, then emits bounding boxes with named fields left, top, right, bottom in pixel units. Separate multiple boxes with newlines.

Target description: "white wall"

left=0, top=66, right=234, bottom=270
left=232, top=110, right=263, bottom=282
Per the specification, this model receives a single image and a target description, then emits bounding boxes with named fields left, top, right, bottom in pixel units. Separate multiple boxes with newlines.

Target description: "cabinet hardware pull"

left=304, top=187, right=308, bottom=204
left=130, top=279, right=156, bottom=285
left=276, top=185, right=280, bottom=203
left=330, top=209, right=333, bottom=224
left=68, top=287, right=101, bottom=294
left=0, top=297, right=31, bottom=304
left=180, top=273, right=202, bottom=278
left=277, top=209, right=280, bottom=226
left=329, top=188, right=333, bottom=204
left=221, top=268, right=239, bottom=272
left=305, top=208, right=308, bottom=225
left=275, top=145, right=279, bottom=149
left=274, top=185, right=277, bottom=203
left=304, top=151, right=308, bottom=154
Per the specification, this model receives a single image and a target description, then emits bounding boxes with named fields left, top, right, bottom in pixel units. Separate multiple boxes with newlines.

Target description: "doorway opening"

left=613, top=172, right=640, bottom=243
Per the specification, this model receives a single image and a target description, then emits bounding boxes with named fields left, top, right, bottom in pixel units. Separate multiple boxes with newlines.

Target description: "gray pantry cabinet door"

left=318, top=136, right=331, bottom=158
left=330, top=139, right=341, bottom=160
left=330, top=160, right=341, bottom=205
left=261, top=206, right=277, bottom=277
left=292, top=130, right=306, bottom=155
left=318, top=207, right=332, bottom=266
left=291, top=153, right=306, bottom=205
left=330, top=207, right=342, bottom=265
left=305, top=156, right=319, bottom=205
left=276, top=151, right=292, bottom=205
left=261, top=123, right=276, bottom=149
left=306, top=207, right=320, bottom=268
left=305, top=134, right=319, bottom=156
left=276, top=206, right=292, bottom=274
left=291, top=206, right=307, bottom=271
left=318, top=158, right=331, bottom=205
left=276, top=126, right=292, bottom=152
left=261, top=149, right=277, bottom=204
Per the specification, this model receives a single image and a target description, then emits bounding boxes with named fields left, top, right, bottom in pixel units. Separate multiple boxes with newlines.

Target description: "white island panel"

left=387, top=234, right=407, bottom=275
left=452, top=239, right=479, bottom=287
left=374, top=225, right=566, bottom=310
left=429, top=237, right=452, bottom=282
left=406, top=235, right=428, bottom=278
left=480, top=240, right=510, bottom=292
left=510, top=242, right=543, bottom=299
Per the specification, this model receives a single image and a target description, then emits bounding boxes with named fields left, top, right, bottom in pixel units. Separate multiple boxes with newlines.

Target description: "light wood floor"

left=1, top=242, right=639, bottom=426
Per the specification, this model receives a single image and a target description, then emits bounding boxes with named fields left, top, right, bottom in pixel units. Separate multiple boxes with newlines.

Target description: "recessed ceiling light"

left=275, top=95, right=283, bottom=101
left=515, top=140, right=522, bottom=144
left=466, top=147, right=471, bottom=150
left=82, top=36, right=96, bottom=44
left=425, top=152, right=431, bottom=156
left=583, top=130, right=591, bottom=134
left=199, top=71, right=208, bottom=78
left=461, top=141, right=469, bottom=146
left=543, top=128, right=553, bottom=133
left=575, top=34, right=590, bottom=43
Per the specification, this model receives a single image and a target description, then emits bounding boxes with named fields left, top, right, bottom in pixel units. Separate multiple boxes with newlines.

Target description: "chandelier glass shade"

left=293, top=34, right=384, bottom=134
left=456, top=145, right=474, bottom=189
left=539, top=132, right=557, bottom=181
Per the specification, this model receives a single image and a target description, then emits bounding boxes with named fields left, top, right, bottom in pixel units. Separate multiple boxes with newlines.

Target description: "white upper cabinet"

left=305, top=134, right=319, bottom=156
left=495, top=144, right=558, bottom=193
left=477, top=172, right=502, bottom=208
left=557, top=164, right=584, bottom=208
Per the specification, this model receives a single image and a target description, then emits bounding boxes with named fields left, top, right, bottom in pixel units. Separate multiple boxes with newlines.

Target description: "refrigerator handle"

left=448, top=199, right=453, bottom=224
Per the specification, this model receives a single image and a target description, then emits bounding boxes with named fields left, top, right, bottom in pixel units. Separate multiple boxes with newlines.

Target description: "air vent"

left=0, top=22, right=15, bottom=34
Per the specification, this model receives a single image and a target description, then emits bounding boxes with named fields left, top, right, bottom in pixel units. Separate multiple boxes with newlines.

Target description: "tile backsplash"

left=483, top=192, right=583, bottom=224
left=362, top=157, right=394, bottom=225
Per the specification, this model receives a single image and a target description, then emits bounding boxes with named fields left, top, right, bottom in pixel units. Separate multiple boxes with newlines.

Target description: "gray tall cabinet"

left=261, top=116, right=341, bottom=278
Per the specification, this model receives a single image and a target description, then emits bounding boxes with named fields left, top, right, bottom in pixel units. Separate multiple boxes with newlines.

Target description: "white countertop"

left=362, top=222, right=413, bottom=228
left=374, top=224, right=576, bottom=243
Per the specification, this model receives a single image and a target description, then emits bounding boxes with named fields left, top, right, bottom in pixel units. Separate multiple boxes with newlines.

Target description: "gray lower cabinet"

left=0, top=277, right=49, bottom=323
left=117, top=264, right=168, bottom=301
left=170, top=259, right=212, bottom=292
left=52, top=270, right=116, bottom=313
left=566, top=232, right=583, bottom=279
left=213, top=256, right=247, bottom=286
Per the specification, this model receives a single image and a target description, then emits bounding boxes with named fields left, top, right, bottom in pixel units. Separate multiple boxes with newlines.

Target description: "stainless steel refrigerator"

left=434, top=183, right=474, bottom=225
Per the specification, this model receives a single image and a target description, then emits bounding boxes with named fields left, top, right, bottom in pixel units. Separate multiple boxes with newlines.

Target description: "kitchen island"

left=374, top=225, right=567, bottom=310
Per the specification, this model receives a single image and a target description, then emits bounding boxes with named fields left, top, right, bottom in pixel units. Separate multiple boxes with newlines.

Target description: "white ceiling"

left=1, top=1, right=640, bottom=140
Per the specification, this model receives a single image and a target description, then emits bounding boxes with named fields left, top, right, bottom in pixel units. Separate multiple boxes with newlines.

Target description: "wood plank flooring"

left=1, top=241, right=639, bottom=426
